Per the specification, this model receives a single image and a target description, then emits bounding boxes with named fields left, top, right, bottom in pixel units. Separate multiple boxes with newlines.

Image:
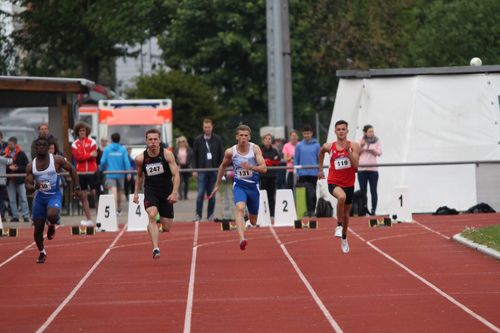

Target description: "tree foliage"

left=126, top=70, right=225, bottom=144
left=408, top=0, right=500, bottom=66
left=158, top=0, right=268, bottom=127
left=0, top=9, right=14, bottom=74
left=11, top=0, right=168, bottom=83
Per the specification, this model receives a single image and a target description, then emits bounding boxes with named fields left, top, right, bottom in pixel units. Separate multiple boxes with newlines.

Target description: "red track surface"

left=1, top=213, right=499, bottom=332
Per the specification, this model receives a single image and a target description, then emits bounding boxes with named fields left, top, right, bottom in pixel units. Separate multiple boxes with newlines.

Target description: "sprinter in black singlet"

left=133, top=129, right=180, bottom=259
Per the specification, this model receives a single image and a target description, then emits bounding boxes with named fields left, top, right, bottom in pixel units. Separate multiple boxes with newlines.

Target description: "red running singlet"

left=327, top=142, right=356, bottom=187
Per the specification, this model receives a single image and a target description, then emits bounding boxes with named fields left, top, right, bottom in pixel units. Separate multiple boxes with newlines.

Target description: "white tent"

left=326, top=66, right=500, bottom=214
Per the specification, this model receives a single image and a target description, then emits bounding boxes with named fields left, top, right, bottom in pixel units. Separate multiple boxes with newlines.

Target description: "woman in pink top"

left=358, top=125, right=382, bottom=215
left=282, top=130, right=299, bottom=189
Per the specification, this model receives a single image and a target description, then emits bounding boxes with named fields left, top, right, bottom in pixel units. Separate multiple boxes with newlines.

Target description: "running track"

left=1, top=214, right=499, bottom=332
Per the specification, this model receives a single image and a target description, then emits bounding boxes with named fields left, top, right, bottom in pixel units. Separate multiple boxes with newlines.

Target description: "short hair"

left=38, top=123, right=49, bottom=130
left=35, top=138, right=49, bottom=146
left=302, top=124, right=313, bottom=133
left=73, top=122, right=91, bottom=136
left=111, top=133, right=120, bottom=143
left=363, top=124, right=373, bottom=133
left=262, top=133, right=273, bottom=141
left=335, top=120, right=348, bottom=128
left=145, top=128, right=161, bottom=138
left=8, top=137, right=17, bottom=144
left=235, top=124, right=251, bottom=135
left=203, top=118, right=213, bottom=125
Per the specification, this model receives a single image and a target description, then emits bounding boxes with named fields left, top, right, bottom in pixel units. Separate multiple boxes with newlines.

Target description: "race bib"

left=334, top=156, right=351, bottom=170
left=146, top=162, right=164, bottom=176
left=39, top=181, right=51, bottom=191
left=236, top=168, right=253, bottom=179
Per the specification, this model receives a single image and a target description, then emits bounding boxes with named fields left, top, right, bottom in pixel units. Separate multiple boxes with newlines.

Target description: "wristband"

left=74, top=185, right=81, bottom=191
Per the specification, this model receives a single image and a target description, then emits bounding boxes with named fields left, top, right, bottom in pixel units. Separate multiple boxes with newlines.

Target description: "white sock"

left=41, top=249, right=46, bottom=255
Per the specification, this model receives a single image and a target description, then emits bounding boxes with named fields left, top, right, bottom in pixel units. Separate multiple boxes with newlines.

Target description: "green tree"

left=126, top=70, right=226, bottom=144
left=158, top=0, right=268, bottom=127
left=12, top=0, right=168, bottom=83
left=408, top=0, right=500, bottom=67
left=0, top=9, right=14, bottom=75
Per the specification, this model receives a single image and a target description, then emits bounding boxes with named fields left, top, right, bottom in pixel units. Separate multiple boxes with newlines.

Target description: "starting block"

left=369, top=218, right=392, bottom=228
left=217, top=219, right=237, bottom=231
left=294, top=219, right=318, bottom=229
left=0, top=228, right=18, bottom=237
left=71, top=226, right=96, bottom=235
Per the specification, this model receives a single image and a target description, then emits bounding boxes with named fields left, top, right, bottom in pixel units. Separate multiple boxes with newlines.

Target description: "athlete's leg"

left=33, top=219, right=45, bottom=251
left=80, top=189, right=92, bottom=221
left=146, top=206, right=160, bottom=249
left=234, top=202, right=247, bottom=241
left=110, top=185, right=119, bottom=211
left=160, top=217, right=173, bottom=232
left=246, top=187, right=260, bottom=226
left=331, top=186, right=347, bottom=233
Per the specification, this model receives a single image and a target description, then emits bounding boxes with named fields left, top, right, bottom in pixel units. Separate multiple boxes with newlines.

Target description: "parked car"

left=0, top=126, right=37, bottom=159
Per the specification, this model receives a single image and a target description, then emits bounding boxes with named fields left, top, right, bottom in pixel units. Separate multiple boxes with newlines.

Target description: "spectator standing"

left=272, top=137, right=286, bottom=189
left=5, top=137, right=30, bottom=222
left=48, top=143, right=67, bottom=198
left=71, top=122, right=98, bottom=226
left=294, top=125, right=321, bottom=215
left=0, top=131, right=9, bottom=220
left=0, top=154, right=12, bottom=221
left=358, top=125, right=382, bottom=216
left=192, top=118, right=224, bottom=221
left=31, top=123, right=59, bottom=159
left=99, top=133, right=131, bottom=216
left=174, top=136, right=193, bottom=200
left=260, top=133, right=280, bottom=217
left=124, top=147, right=136, bottom=200
left=0, top=131, right=8, bottom=155
left=282, top=130, right=299, bottom=189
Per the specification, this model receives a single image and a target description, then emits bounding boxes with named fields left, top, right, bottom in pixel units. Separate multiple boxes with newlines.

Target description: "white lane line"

left=270, top=226, right=343, bottom=333
left=349, top=228, right=500, bottom=333
left=413, top=219, right=450, bottom=240
left=183, top=221, right=199, bottom=333
left=0, top=225, right=63, bottom=268
left=0, top=241, right=36, bottom=268
left=35, top=226, right=127, bottom=333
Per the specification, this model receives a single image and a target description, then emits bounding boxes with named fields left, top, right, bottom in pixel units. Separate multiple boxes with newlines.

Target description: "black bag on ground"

left=433, top=206, right=459, bottom=215
left=465, top=203, right=496, bottom=214
left=316, top=198, right=333, bottom=217
left=295, top=182, right=316, bottom=215
left=349, top=190, right=367, bottom=217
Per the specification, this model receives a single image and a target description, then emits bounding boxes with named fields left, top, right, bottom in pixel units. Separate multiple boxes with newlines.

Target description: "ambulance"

left=97, top=99, right=173, bottom=157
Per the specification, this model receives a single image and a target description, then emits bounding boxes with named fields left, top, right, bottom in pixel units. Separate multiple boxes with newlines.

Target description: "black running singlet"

left=142, top=147, right=173, bottom=193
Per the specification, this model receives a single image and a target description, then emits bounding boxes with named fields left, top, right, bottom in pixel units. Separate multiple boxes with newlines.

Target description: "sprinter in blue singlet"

left=210, top=125, right=267, bottom=250
left=25, top=138, right=80, bottom=263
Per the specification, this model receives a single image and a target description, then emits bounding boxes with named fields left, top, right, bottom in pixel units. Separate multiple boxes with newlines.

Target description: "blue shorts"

left=32, top=191, right=62, bottom=220
left=233, top=183, right=260, bottom=215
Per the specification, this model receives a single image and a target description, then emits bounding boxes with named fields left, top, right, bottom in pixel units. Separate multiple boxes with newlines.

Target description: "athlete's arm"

left=56, top=155, right=81, bottom=197
left=349, top=142, right=361, bottom=169
left=164, top=150, right=179, bottom=203
left=133, top=154, right=144, bottom=204
left=25, top=162, right=36, bottom=195
left=252, top=145, right=267, bottom=174
left=318, top=142, right=332, bottom=179
left=208, top=148, right=232, bottom=199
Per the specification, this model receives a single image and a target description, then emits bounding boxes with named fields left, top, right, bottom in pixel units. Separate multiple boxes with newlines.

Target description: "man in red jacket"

left=71, top=122, right=98, bottom=226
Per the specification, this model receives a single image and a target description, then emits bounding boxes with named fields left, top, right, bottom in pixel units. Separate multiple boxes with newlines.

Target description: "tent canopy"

left=327, top=66, right=500, bottom=214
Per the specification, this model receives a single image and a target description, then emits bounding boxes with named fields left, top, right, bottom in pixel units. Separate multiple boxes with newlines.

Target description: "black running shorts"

left=143, top=191, right=174, bottom=218
left=328, top=184, right=355, bottom=205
